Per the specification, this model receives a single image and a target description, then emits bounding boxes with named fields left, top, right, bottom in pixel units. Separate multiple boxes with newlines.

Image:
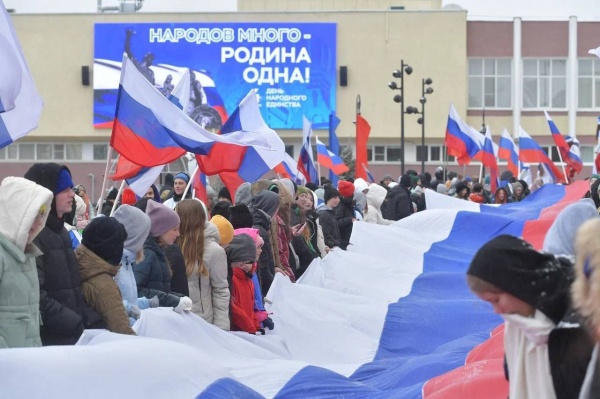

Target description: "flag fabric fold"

left=480, top=127, right=499, bottom=193
left=544, top=110, right=582, bottom=176
left=444, top=104, right=482, bottom=165
left=297, top=116, right=318, bottom=184
left=274, top=152, right=307, bottom=185
left=355, top=114, right=371, bottom=180
left=518, top=126, right=565, bottom=184
left=0, top=0, right=43, bottom=148
left=328, top=113, right=342, bottom=187
left=498, top=129, right=519, bottom=177
left=316, top=137, right=349, bottom=175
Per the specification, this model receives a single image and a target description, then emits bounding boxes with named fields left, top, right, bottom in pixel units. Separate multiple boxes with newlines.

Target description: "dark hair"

left=211, top=200, right=232, bottom=219
left=472, top=183, right=484, bottom=193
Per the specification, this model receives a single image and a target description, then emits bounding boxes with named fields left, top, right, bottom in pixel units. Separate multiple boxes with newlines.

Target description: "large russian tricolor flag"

left=444, top=104, right=482, bottom=165
left=316, top=137, right=349, bottom=175
left=518, top=127, right=565, bottom=183
left=1, top=182, right=588, bottom=398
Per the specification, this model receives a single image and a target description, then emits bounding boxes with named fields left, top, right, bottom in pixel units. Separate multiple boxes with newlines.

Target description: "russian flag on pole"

left=274, top=152, right=307, bottom=185
left=498, top=129, right=519, bottom=177
left=444, top=104, right=482, bottom=165
left=363, top=164, right=375, bottom=183
left=316, top=137, right=349, bottom=175
left=328, top=113, right=342, bottom=187
left=1, top=182, right=589, bottom=399
left=480, top=127, right=499, bottom=193
left=545, top=110, right=583, bottom=174
left=518, top=126, right=565, bottom=183
left=297, top=116, right=319, bottom=184
left=0, top=0, right=43, bottom=148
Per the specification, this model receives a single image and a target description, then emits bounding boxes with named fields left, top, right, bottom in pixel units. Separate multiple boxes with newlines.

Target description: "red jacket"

left=230, top=267, right=261, bottom=334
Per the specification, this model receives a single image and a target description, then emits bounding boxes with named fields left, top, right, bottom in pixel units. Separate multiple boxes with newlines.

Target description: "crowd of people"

left=3, top=161, right=600, bottom=397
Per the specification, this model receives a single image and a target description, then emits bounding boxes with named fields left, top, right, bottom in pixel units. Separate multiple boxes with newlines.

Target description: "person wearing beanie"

left=24, top=163, right=104, bottom=345
left=467, top=235, right=590, bottom=399
left=211, top=215, right=235, bottom=247
left=337, top=180, right=354, bottom=198
left=229, top=203, right=254, bottom=229
left=0, top=177, right=53, bottom=348
left=317, top=186, right=344, bottom=249
left=162, top=172, right=191, bottom=210
left=113, top=205, right=158, bottom=322
left=218, top=186, right=232, bottom=203
left=211, top=200, right=232, bottom=220
left=249, top=190, right=280, bottom=294
left=234, top=182, right=253, bottom=205
left=511, top=181, right=526, bottom=202
left=454, top=182, right=470, bottom=200
left=572, top=219, right=600, bottom=398
left=175, top=200, right=230, bottom=330
left=380, top=174, right=413, bottom=222
left=100, top=187, right=119, bottom=216
left=75, top=217, right=135, bottom=336
left=335, top=181, right=357, bottom=247
left=380, top=174, right=394, bottom=191
left=134, top=201, right=192, bottom=312
left=121, top=188, right=137, bottom=206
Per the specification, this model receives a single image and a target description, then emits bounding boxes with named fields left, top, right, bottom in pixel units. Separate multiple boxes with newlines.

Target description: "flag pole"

left=182, top=165, right=199, bottom=200
left=109, top=180, right=126, bottom=217
left=478, top=162, right=483, bottom=183
left=555, top=149, right=568, bottom=183
left=96, top=146, right=115, bottom=216
left=315, top=134, right=322, bottom=184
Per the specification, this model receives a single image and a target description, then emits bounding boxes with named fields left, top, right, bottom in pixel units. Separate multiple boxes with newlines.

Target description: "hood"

left=0, top=177, right=53, bottom=252
left=316, top=203, right=333, bottom=212
left=76, top=245, right=119, bottom=282
left=250, top=191, right=280, bottom=218
left=24, top=163, right=71, bottom=220
left=234, top=182, right=252, bottom=205
left=354, top=178, right=369, bottom=193
left=204, top=221, right=221, bottom=244
left=366, top=184, right=387, bottom=210
left=543, top=199, right=598, bottom=257
left=354, top=192, right=367, bottom=212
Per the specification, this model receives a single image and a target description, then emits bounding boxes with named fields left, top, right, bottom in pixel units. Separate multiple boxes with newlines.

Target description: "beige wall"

left=238, top=0, right=442, bottom=12
left=12, top=9, right=467, bottom=145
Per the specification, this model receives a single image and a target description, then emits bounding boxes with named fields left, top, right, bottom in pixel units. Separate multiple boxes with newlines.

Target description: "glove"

left=262, top=317, right=274, bottom=331
left=255, top=328, right=265, bottom=335
left=149, top=296, right=159, bottom=308
left=173, top=296, right=193, bottom=313
left=129, top=305, right=141, bottom=320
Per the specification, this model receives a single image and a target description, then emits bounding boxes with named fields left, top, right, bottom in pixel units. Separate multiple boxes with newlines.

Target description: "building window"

left=581, top=145, right=594, bottom=162
left=374, top=146, right=385, bottom=162
left=430, top=146, right=441, bottom=161
left=7, top=145, right=17, bottom=160
left=66, top=144, right=82, bottom=160
left=367, top=147, right=373, bottom=162
left=0, top=147, right=4, bottom=160
left=93, top=144, right=108, bottom=160
left=523, top=59, right=567, bottom=109
left=468, top=58, right=512, bottom=109
left=54, top=144, right=64, bottom=160
left=386, top=146, right=402, bottom=162
left=578, top=59, right=600, bottom=109
left=37, top=144, right=52, bottom=160
left=416, top=145, right=428, bottom=162
left=19, top=144, right=35, bottom=160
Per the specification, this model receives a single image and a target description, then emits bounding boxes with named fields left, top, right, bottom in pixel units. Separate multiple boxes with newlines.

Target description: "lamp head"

left=388, top=81, right=398, bottom=90
left=417, top=117, right=424, bottom=125
left=392, top=70, right=402, bottom=78
left=420, top=97, right=426, bottom=104
left=406, top=106, right=419, bottom=114
left=393, top=94, right=402, bottom=103
left=425, top=87, right=434, bottom=95
left=404, top=65, right=413, bottom=75
left=424, top=78, right=433, bottom=85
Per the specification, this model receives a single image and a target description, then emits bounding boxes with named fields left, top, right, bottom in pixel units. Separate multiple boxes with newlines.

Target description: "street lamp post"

left=406, top=78, right=434, bottom=174
left=388, top=61, right=413, bottom=175
left=480, top=108, right=486, bottom=178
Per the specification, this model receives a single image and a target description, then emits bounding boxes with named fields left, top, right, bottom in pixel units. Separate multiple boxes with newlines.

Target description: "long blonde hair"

left=175, top=199, right=208, bottom=277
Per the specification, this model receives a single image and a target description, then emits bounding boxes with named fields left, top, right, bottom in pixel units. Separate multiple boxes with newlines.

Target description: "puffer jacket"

left=76, top=245, right=135, bottom=335
left=134, top=236, right=181, bottom=307
left=230, top=266, right=260, bottom=334
left=317, top=204, right=344, bottom=249
left=365, top=184, right=394, bottom=226
left=187, top=222, right=230, bottom=330
left=0, top=177, right=53, bottom=348
left=335, top=197, right=355, bottom=247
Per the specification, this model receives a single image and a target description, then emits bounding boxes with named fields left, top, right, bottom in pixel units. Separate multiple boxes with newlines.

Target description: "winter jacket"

left=230, top=267, right=260, bottom=333
left=365, top=184, right=394, bottom=226
left=164, top=243, right=189, bottom=296
left=317, top=204, right=344, bottom=249
left=335, top=197, right=355, bottom=247
left=381, top=185, right=413, bottom=221
left=187, top=222, right=230, bottom=330
left=251, top=207, right=276, bottom=294
left=115, top=249, right=139, bottom=306
left=76, top=245, right=135, bottom=335
left=290, top=206, right=319, bottom=277
left=0, top=177, right=54, bottom=348
left=134, top=236, right=181, bottom=308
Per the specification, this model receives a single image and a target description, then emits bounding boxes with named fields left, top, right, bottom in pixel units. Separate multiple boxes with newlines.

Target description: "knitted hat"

left=145, top=200, right=180, bottom=237
left=106, top=187, right=119, bottom=201
left=113, top=205, right=151, bottom=253
left=234, top=182, right=252, bottom=205
left=173, top=172, right=190, bottom=184
left=229, top=204, right=254, bottom=229
left=399, top=174, right=412, bottom=188
left=410, top=175, right=419, bottom=185
left=467, top=235, right=572, bottom=323
left=218, top=186, right=232, bottom=202
left=211, top=215, right=234, bottom=246
left=82, top=217, right=128, bottom=266
left=296, top=186, right=311, bottom=197
left=56, top=168, right=74, bottom=194
left=225, top=233, right=257, bottom=264
left=382, top=174, right=393, bottom=181
left=338, top=180, right=354, bottom=197
left=121, top=188, right=137, bottom=206
left=324, top=186, right=340, bottom=203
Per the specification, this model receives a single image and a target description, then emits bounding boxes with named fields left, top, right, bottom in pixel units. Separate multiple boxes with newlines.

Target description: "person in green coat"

left=0, top=177, right=53, bottom=348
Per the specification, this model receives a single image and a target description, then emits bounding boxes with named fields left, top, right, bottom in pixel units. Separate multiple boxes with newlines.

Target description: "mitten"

left=148, top=296, right=159, bottom=308
left=262, top=317, right=274, bottom=330
left=173, top=296, right=193, bottom=313
left=129, top=305, right=141, bottom=320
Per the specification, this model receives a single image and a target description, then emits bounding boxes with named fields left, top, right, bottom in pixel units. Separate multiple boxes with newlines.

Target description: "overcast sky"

left=442, top=0, right=600, bottom=20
